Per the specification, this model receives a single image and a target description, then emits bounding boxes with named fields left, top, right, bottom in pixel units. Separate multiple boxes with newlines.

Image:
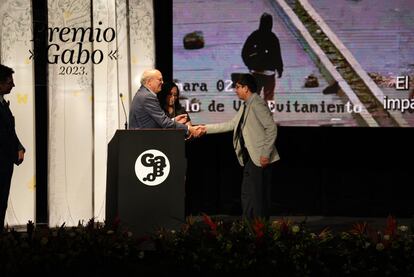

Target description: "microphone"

left=119, top=93, right=128, bottom=130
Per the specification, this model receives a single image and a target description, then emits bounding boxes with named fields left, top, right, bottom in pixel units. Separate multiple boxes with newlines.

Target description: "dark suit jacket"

left=0, top=101, right=24, bottom=165
left=128, top=85, right=188, bottom=131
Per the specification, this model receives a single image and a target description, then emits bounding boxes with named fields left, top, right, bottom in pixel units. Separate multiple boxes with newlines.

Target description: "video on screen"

left=173, top=0, right=414, bottom=127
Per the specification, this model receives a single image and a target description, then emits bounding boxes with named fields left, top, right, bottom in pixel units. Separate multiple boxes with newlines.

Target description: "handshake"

left=188, top=125, right=206, bottom=138
left=174, top=114, right=206, bottom=139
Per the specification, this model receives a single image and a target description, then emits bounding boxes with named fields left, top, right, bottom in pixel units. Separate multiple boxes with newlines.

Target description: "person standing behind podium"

left=0, top=64, right=25, bottom=231
left=158, top=82, right=192, bottom=126
left=200, top=74, right=279, bottom=220
left=129, top=69, right=197, bottom=135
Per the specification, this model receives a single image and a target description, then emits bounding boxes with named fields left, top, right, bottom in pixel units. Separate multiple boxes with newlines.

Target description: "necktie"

left=236, top=102, right=245, bottom=137
left=236, top=103, right=248, bottom=163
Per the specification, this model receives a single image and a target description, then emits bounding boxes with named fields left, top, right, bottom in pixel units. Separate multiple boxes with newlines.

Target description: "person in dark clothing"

left=158, top=82, right=192, bottom=125
left=242, top=12, right=283, bottom=102
left=0, top=64, right=25, bottom=231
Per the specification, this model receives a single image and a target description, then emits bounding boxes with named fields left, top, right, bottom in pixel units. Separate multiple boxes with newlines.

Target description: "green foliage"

left=0, top=219, right=153, bottom=276
left=153, top=215, right=414, bottom=276
left=1, top=216, right=414, bottom=276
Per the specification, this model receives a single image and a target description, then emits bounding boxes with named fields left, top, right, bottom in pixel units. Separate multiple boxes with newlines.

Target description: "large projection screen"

left=173, top=0, right=414, bottom=127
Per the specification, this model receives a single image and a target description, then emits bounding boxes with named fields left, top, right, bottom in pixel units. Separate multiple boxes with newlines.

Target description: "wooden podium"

left=106, top=129, right=186, bottom=235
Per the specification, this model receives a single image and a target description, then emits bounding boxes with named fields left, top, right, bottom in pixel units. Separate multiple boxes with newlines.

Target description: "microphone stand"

left=120, top=93, right=128, bottom=130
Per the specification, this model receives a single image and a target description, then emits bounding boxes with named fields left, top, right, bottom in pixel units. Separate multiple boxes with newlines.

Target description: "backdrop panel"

left=0, top=0, right=36, bottom=226
left=47, top=0, right=154, bottom=226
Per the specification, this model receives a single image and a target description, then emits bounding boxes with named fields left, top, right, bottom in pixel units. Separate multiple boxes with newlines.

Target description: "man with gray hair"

left=129, top=69, right=199, bottom=136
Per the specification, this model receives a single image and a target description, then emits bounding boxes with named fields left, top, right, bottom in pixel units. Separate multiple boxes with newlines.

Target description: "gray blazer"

left=206, top=93, right=279, bottom=167
left=129, top=85, right=187, bottom=131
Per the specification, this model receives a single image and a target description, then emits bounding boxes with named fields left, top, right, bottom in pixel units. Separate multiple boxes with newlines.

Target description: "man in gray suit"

left=202, top=73, right=279, bottom=220
left=129, top=69, right=199, bottom=136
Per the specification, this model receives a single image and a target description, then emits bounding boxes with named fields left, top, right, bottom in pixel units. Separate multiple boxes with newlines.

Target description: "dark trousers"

left=0, top=161, right=13, bottom=229
left=252, top=73, right=276, bottom=102
left=241, top=156, right=273, bottom=221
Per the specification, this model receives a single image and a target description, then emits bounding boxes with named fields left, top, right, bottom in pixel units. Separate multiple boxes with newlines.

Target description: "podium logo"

left=135, top=149, right=170, bottom=186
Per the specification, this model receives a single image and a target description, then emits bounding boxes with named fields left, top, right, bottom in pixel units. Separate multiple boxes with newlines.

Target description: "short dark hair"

left=0, top=64, right=14, bottom=82
left=231, top=73, right=257, bottom=93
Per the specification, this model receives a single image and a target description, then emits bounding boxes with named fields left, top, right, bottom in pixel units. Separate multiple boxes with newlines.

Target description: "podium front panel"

left=107, top=129, right=186, bottom=235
